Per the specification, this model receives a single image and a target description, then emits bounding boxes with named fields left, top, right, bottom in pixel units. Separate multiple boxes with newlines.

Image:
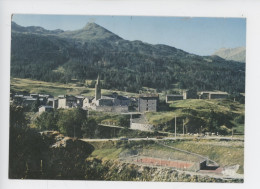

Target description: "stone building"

left=47, top=98, right=58, bottom=109
left=83, top=75, right=130, bottom=112
left=58, top=95, right=78, bottom=109
left=198, top=91, right=229, bottom=99
left=138, top=94, right=159, bottom=112
left=166, top=95, right=183, bottom=103
left=166, top=90, right=188, bottom=103
left=39, top=105, right=53, bottom=114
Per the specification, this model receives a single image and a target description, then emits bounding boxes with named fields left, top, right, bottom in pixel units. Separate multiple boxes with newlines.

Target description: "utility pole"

left=74, top=124, right=75, bottom=139
left=183, top=119, right=185, bottom=136
left=175, top=115, right=177, bottom=138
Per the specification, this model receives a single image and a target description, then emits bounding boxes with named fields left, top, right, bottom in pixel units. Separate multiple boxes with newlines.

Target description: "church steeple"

left=95, top=74, right=101, bottom=100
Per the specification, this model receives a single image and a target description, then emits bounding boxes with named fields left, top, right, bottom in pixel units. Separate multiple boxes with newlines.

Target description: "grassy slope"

left=146, top=99, right=245, bottom=134
left=88, top=140, right=244, bottom=174
left=166, top=140, right=244, bottom=174
left=89, top=141, right=124, bottom=160
left=10, top=78, right=138, bottom=97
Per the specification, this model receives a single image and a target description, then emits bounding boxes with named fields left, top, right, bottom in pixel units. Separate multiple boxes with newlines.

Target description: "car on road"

left=156, top=136, right=164, bottom=139
left=120, top=137, right=128, bottom=141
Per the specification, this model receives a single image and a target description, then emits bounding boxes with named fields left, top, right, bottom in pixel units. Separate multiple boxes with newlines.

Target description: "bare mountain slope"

left=213, top=47, right=246, bottom=63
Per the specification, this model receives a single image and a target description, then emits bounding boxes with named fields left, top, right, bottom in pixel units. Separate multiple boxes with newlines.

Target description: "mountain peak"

left=83, top=22, right=101, bottom=30
left=58, top=22, right=122, bottom=42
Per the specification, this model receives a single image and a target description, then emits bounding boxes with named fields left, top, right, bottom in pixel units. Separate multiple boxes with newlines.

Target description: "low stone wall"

left=92, top=105, right=129, bottom=113
left=130, top=122, right=154, bottom=132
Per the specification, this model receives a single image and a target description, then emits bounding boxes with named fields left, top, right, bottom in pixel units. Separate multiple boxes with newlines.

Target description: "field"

left=165, top=139, right=244, bottom=174
left=10, top=78, right=138, bottom=97
left=88, top=139, right=244, bottom=174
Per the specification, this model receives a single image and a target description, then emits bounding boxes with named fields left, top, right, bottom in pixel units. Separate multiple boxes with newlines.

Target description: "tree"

left=81, top=118, right=98, bottom=138
left=35, top=111, right=58, bottom=131
left=10, top=104, right=28, bottom=128
left=57, top=108, right=87, bottom=138
left=9, top=105, right=49, bottom=179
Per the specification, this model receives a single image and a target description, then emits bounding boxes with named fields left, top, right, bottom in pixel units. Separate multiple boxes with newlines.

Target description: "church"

left=83, top=75, right=130, bottom=112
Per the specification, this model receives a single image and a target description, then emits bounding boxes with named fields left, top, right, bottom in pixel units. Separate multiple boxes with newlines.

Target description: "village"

left=10, top=75, right=236, bottom=133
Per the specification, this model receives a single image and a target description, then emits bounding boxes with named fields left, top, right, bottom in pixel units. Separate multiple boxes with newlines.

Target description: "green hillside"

left=10, top=77, right=138, bottom=98
left=146, top=99, right=244, bottom=135
left=11, top=22, right=245, bottom=94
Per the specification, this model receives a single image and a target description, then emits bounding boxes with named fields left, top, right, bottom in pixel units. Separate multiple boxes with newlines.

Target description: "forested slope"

left=11, top=22, right=245, bottom=94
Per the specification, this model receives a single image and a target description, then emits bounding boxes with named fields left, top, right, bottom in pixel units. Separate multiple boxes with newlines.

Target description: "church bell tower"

left=95, top=74, right=101, bottom=100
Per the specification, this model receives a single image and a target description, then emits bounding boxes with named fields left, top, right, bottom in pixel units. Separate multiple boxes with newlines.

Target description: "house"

left=75, top=95, right=85, bottom=107
left=198, top=91, right=229, bottom=99
left=30, top=94, right=39, bottom=98
left=47, top=98, right=58, bottom=109
left=166, top=90, right=189, bottom=103
left=58, top=95, right=78, bottom=109
left=166, top=95, right=183, bottom=103
left=39, top=105, right=53, bottom=114
left=83, top=96, right=95, bottom=109
left=138, top=94, right=159, bottom=112
left=22, top=96, right=38, bottom=107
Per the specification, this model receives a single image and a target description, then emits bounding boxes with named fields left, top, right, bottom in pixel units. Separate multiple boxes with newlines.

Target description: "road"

left=80, top=136, right=244, bottom=142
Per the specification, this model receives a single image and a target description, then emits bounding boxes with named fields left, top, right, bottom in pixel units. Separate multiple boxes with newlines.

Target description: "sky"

left=12, top=14, right=246, bottom=56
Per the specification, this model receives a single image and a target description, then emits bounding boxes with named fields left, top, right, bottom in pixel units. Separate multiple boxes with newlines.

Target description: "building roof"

left=199, top=91, right=228, bottom=95
left=166, top=94, right=183, bottom=97
left=100, top=96, right=114, bottom=100
left=39, top=105, right=53, bottom=109
left=48, top=98, right=58, bottom=101
left=39, top=94, right=50, bottom=98
left=84, top=96, right=95, bottom=100
left=75, top=95, right=85, bottom=99
left=139, top=94, right=159, bottom=98
left=117, top=95, right=129, bottom=100
left=23, top=97, right=37, bottom=101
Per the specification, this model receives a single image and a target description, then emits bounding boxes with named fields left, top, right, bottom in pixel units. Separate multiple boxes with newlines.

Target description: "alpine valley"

left=11, top=22, right=245, bottom=95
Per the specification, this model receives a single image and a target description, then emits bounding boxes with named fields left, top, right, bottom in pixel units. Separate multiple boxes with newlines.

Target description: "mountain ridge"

left=10, top=22, right=245, bottom=94
left=213, top=47, right=246, bottom=63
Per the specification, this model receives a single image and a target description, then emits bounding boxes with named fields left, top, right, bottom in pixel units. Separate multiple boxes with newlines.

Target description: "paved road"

left=81, top=137, right=157, bottom=142
left=81, top=136, right=243, bottom=142
left=98, top=124, right=243, bottom=141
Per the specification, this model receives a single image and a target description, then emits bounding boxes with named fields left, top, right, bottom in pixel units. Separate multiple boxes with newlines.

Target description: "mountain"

left=11, top=21, right=64, bottom=35
left=58, top=22, right=122, bottom=42
left=213, top=47, right=246, bottom=63
left=10, top=22, right=245, bottom=94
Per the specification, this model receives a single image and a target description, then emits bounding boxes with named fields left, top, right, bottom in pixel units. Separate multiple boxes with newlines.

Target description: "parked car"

left=156, top=136, right=164, bottom=139
left=120, top=137, right=128, bottom=141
